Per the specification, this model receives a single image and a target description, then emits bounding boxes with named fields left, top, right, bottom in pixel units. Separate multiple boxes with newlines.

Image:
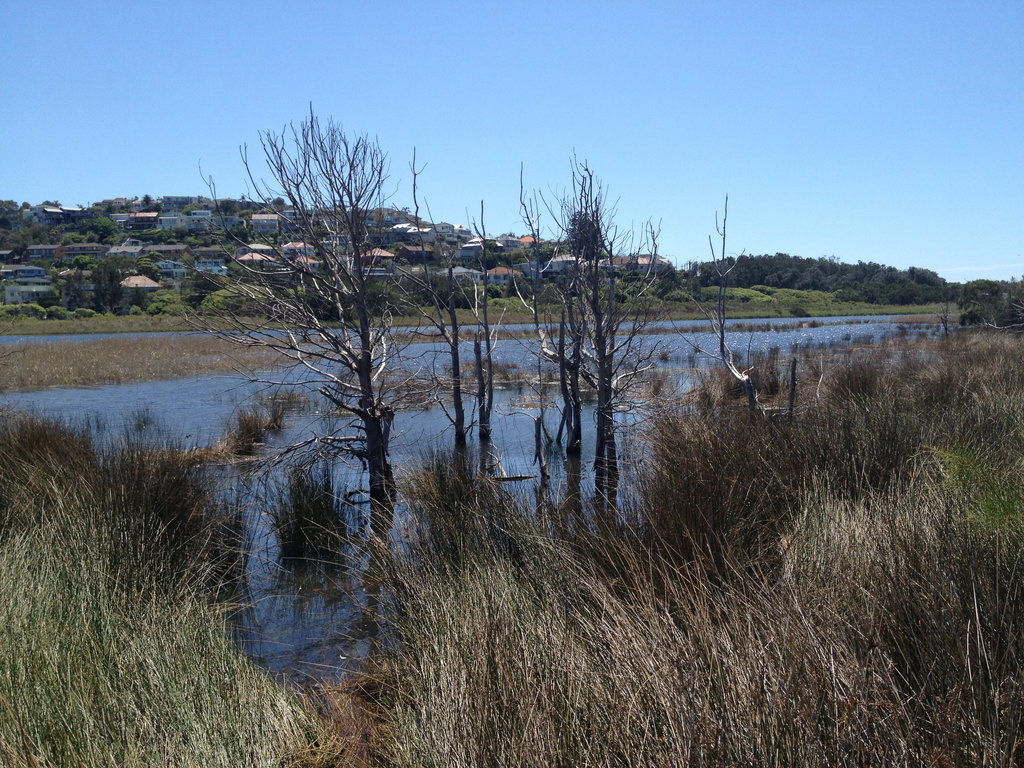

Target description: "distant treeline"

left=687, top=253, right=953, bottom=305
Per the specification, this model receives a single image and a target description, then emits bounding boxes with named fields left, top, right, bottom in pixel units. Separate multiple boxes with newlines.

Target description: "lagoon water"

left=0, top=315, right=937, bottom=680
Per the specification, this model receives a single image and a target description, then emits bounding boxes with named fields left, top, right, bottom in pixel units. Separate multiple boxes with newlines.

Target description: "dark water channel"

left=0, top=315, right=938, bottom=681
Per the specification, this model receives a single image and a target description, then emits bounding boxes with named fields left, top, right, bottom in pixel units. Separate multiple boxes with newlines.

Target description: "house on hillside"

left=2, top=264, right=53, bottom=305
left=486, top=266, right=518, bottom=287
left=360, top=248, right=394, bottom=268
left=396, top=244, right=432, bottom=262
left=63, top=243, right=110, bottom=261
left=106, top=242, right=145, bottom=258
left=25, top=244, right=62, bottom=260
left=142, top=243, right=192, bottom=261
left=251, top=213, right=280, bottom=235
left=128, top=211, right=160, bottom=230
left=120, top=275, right=162, bottom=292
left=282, top=241, right=315, bottom=260
left=154, top=260, right=187, bottom=282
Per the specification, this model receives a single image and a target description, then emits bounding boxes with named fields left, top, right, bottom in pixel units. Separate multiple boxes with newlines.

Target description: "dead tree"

left=544, top=158, right=661, bottom=505
left=395, top=152, right=469, bottom=448
left=690, top=195, right=759, bottom=411
left=203, top=109, right=399, bottom=534
left=517, top=169, right=552, bottom=495
left=471, top=203, right=495, bottom=442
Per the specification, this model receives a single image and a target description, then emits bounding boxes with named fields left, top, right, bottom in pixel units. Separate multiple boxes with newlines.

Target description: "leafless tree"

left=202, top=109, right=399, bottom=534
left=536, top=158, right=661, bottom=505
left=688, top=195, right=759, bottom=411
left=396, top=151, right=469, bottom=448
left=470, top=203, right=495, bottom=442
left=517, top=169, right=553, bottom=494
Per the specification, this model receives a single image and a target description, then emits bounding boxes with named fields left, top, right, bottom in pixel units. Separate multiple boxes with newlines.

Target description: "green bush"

left=73, top=307, right=97, bottom=319
left=146, top=288, right=186, bottom=316
left=45, top=305, right=71, bottom=320
left=0, top=302, right=46, bottom=320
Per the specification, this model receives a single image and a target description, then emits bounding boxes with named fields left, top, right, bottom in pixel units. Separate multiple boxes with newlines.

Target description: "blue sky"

left=2, top=0, right=1021, bottom=281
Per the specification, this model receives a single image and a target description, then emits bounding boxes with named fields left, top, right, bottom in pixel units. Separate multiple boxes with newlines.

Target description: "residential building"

left=486, top=266, right=518, bottom=287
left=154, top=260, right=187, bottom=282
left=142, top=243, right=192, bottom=261
left=128, top=211, right=160, bottom=230
left=2, top=264, right=53, bottom=304
left=194, top=257, right=228, bottom=276
left=120, top=275, right=162, bottom=292
left=158, top=215, right=184, bottom=230
left=25, top=244, right=62, bottom=260
left=63, top=243, right=110, bottom=261
left=251, top=213, right=280, bottom=235
left=107, top=242, right=146, bottom=258
left=184, top=209, right=214, bottom=232
left=159, top=195, right=201, bottom=213
left=234, top=243, right=274, bottom=258
left=282, top=241, right=315, bottom=260
left=360, top=248, right=394, bottom=267
left=396, top=244, right=432, bottom=262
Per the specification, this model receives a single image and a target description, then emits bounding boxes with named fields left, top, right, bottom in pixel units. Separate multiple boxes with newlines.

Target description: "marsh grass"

left=364, top=331, right=1024, bottom=766
left=216, top=390, right=308, bottom=457
left=272, top=462, right=355, bottom=561
left=0, top=333, right=283, bottom=392
left=0, top=415, right=352, bottom=767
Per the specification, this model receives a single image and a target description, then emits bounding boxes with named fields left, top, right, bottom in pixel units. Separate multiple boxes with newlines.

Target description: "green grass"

left=0, top=416, right=353, bottom=767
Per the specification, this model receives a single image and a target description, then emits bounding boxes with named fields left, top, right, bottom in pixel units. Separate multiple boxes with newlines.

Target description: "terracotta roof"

left=120, top=275, right=161, bottom=289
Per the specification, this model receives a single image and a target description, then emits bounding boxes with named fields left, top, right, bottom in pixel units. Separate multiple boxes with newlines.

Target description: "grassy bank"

left=0, top=417, right=352, bottom=767
left=365, top=331, right=1023, bottom=766
left=0, top=334, right=282, bottom=392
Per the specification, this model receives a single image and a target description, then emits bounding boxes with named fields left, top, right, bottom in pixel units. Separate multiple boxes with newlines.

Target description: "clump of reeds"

left=272, top=462, right=353, bottom=562
left=221, top=390, right=305, bottom=457
left=0, top=415, right=351, bottom=766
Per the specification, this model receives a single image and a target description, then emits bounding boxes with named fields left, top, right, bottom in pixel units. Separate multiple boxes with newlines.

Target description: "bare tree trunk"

left=474, top=204, right=494, bottom=443
left=407, top=154, right=467, bottom=449
left=474, top=334, right=488, bottom=442
left=363, top=405, right=395, bottom=532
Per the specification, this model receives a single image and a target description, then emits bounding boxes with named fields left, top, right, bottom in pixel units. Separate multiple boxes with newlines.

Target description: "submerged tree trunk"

left=447, top=267, right=467, bottom=448
left=362, top=405, right=395, bottom=534
left=474, top=335, right=490, bottom=442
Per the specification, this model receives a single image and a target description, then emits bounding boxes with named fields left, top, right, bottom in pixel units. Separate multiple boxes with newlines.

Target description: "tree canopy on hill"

left=688, top=253, right=953, bottom=305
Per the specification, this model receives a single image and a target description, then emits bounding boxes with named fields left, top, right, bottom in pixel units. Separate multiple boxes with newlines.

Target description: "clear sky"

left=2, top=0, right=1021, bottom=281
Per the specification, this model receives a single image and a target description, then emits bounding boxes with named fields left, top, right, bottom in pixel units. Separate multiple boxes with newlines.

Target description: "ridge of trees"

left=686, top=252, right=953, bottom=305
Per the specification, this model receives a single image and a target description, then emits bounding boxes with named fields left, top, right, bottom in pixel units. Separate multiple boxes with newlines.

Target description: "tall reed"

left=0, top=416, right=352, bottom=767
left=365, top=332, right=1024, bottom=766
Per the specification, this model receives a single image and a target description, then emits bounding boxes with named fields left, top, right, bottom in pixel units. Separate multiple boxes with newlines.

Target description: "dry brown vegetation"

left=0, top=334, right=283, bottom=392
left=360, top=331, right=1024, bottom=766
